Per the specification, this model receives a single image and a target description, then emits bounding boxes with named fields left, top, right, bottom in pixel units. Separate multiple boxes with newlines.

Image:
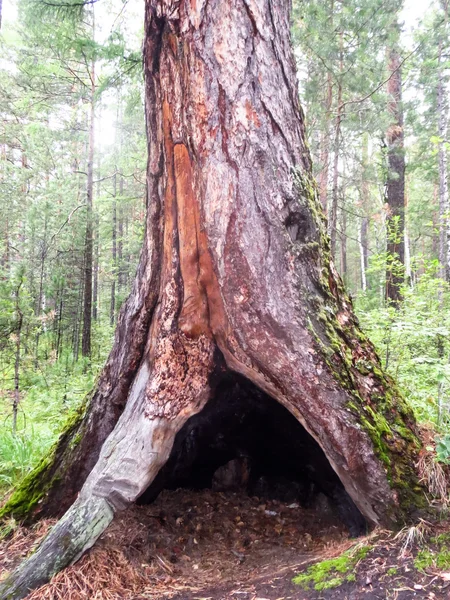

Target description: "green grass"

left=0, top=429, right=53, bottom=492
left=0, top=334, right=107, bottom=501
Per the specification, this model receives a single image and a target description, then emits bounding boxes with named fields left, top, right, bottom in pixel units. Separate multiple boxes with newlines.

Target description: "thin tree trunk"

left=319, top=70, right=333, bottom=212
left=318, top=0, right=334, bottom=212
left=360, top=134, right=370, bottom=291
left=329, top=31, right=343, bottom=259
left=82, top=61, right=95, bottom=358
left=433, top=184, right=439, bottom=258
left=0, top=3, right=426, bottom=596
left=118, top=177, right=125, bottom=290
left=385, top=24, right=405, bottom=304
left=21, top=151, right=28, bottom=193
left=404, top=186, right=411, bottom=285
left=73, top=259, right=84, bottom=362
left=13, top=279, right=24, bottom=435
left=93, top=213, right=99, bottom=321
left=0, top=145, right=9, bottom=278
left=125, top=211, right=131, bottom=288
left=110, top=173, right=117, bottom=326
left=340, top=202, right=347, bottom=281
left=34, top=213, right=48, bottom=367
left=438, top=0, right=449, bottom=283
left=56, top=287, right=64, bottom=360
left=1, top=217, right=9, bottom=277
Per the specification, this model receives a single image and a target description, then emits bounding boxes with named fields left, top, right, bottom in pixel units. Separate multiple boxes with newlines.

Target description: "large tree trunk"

left=0, top=1, right=426, bottom=597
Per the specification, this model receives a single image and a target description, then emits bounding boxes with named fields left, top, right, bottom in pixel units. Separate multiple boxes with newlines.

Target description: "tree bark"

left=110, top=173, right=117, bottom=326
left=118, top=198, right=124, bottom=290
left=329, top=31, right=343, bottom=259
left=438, top=0, right=449, bottom=283
left=93, top=213, right=99, bottom=322
left=81, top=60, right=95, bottom=358
left=0, top=2, right=426, bottom=597
left=319, top=72, right=333, bottom=212
left=340, top=200, right=347, bottom=281
left=385, top=28, right=405, bottom=304
left=13, top=279, right=24, bottom=435
left=360, top=134, right=370, bottom=292
left=318, top=0, right=333, bottom=213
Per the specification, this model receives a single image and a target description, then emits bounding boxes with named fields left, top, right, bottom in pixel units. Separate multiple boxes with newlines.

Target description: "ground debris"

left=0, top=488, right=348, bottom=599
left=5, top=489, right=449, bottom=599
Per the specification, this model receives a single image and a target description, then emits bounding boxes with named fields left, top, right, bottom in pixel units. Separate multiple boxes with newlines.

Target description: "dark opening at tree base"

left=138, top=374, right=367, bottom=538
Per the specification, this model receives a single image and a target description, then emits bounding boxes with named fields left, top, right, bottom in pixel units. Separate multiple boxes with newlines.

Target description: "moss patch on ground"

left=293, top=545, right=371, bottom=591
left=414, top=532, right=450, bottom=571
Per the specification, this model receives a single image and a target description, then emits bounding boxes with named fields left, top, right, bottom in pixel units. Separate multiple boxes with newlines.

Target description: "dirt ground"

left=1, top=488, right=450, bottom=600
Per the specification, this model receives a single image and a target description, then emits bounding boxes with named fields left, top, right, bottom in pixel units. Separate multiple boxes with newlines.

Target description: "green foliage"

left=435, top=434, right=450, bottom=464
left=356, top=265, right=450, bottom=432
left=0, top=429, right=51, bottom=490
left=293, top=545, right=371, bottom=591
left=0, top=342, right=101, bottom=496
left=0, top=0, right=145, bottom=501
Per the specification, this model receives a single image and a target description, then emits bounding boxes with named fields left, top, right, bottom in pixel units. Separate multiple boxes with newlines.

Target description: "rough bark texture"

left=359, top=134, right=370, bottom=292
left=318, top=69, right=332, bottom=212
left=0, top=1, right=427, bottom=597
left=81, top=68, right=96, bottom=357
left=438, top=0, right=450, bottom=283
left=329, top=31, right=343, bottom=260
left=385, top=37, right=405, bottom=304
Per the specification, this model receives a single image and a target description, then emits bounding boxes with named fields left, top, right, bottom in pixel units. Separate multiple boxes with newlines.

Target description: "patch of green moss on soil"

left=293, top=545, right=371, bottom=591
left=414, top=533, right=450, bottom=571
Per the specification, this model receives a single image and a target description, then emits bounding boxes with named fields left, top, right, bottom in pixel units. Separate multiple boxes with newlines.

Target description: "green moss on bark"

left=293, top=168, right=427, bottom=520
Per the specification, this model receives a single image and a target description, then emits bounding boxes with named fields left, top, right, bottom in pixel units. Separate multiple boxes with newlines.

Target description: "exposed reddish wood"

left=174, top=143, right=210, bottom=338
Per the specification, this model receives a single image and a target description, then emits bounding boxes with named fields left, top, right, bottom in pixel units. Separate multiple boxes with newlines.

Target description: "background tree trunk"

left=438, top=0, right=449, bottom=283
left=82, top=60, right=96, bottom=358
left=0, top=1, right=426, bottom=597
left=385, top=27, right=405, bottom=304
left=13, top=278, right=24, bottom=435
left=329, top=31, right=343, bottom=259
left=319, top=73, right=333, bottom=212
left=110, top=173, right=117, bottom=326
left=340, top=197, right=347, bottom=281
left=360, top=134, right=370, bottom=291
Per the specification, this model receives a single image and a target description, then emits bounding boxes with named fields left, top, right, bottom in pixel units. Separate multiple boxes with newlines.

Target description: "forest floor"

left=1, top=488, right=450, bottom=600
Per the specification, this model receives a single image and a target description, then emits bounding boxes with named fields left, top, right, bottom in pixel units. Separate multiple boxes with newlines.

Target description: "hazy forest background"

left=0, top=0, right=450, bottom=498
